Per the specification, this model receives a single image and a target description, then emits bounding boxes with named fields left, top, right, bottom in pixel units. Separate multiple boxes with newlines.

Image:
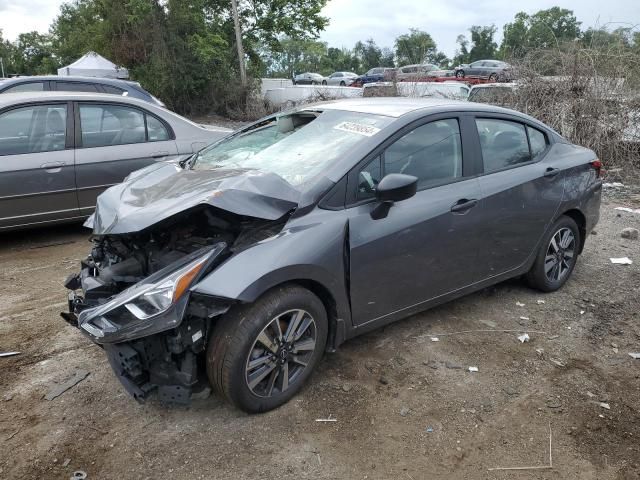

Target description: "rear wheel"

left=340, top=81, right=346, bottom=86
left=322, top=80, right=327, bottom=85
left=207, top=285, right=328, bottom=413
left=526, top=216, right=580, bottom=292
left=488, top=73, right=498, bottom=82
left=456, top=70, right=465, bottom=78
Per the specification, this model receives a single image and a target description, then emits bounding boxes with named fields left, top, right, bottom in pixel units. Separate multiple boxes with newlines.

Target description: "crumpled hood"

left=87, top=162, right=301, bottom=235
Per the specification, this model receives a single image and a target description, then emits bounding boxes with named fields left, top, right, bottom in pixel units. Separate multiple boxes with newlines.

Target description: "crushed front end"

left=62, top=206, right=287, bottom=403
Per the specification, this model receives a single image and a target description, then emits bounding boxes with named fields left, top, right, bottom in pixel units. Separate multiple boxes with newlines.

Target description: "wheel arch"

left=557, top=208, right=587, bottom=253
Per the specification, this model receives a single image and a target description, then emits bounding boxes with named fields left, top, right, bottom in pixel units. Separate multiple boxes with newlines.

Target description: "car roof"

left=0, top=91, right=155, bottom=109
left=0, top=75, right=142, bottom=88
left=307, top=97, right=516, bottom=118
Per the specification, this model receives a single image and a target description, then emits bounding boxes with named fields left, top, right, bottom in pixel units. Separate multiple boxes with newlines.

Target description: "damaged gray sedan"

left=63, top=98, right=602, bottom=412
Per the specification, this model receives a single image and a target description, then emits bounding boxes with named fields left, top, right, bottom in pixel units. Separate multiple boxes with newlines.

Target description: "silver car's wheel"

left=544, top=227, right=576, bottom=283
left=245, top=309, right=317, bottom=398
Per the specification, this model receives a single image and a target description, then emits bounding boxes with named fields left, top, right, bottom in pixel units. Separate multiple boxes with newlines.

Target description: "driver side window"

left=356, top=118, right=462, bottom=200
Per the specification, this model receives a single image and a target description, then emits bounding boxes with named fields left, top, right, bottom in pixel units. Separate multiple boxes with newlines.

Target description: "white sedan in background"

left=325, top=72, right=359, bottom=86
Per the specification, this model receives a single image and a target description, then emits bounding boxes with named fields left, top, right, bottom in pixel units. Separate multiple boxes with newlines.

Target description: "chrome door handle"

left=41, top=161, right=65, bottom=172
left=544, top=167, right=560, bottom=178
left=151, top=151, right=170, bottom=159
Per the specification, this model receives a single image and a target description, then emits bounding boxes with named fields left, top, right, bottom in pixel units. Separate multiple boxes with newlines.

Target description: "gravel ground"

left=1, top=190, right=639, bottom=480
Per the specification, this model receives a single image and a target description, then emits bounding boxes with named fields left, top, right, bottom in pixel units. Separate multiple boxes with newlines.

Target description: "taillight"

left=591, top=159, right=603, bottom=178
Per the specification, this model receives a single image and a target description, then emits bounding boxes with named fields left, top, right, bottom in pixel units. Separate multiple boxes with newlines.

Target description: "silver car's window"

left=476, top=118, right=532, bottom=172
left=3, top=82, right=45, bottom=93
left=56, top=81, right=99, bottom=92
left=0, top=104, right=66, bottom=156
left=193, top=110, right=392, bottom=186
left=80, top=104, right=146, bottom=147
left=384, top=119, right=462, bottom=188
left=147, top=115, right=170, bottom=141
left=527, top=126, right=548, bottom=159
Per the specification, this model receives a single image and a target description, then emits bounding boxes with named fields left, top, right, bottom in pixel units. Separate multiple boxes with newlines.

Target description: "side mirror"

left=371, top=173, right=418, bottom=220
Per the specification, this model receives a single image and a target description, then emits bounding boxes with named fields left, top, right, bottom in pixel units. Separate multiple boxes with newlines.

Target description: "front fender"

left=192, top=209, right=351, bottom=326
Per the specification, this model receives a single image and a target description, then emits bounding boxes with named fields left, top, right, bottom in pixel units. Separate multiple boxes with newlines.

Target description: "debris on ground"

left=614, top=206, right=640, bottom=214
left=551, top=359, right=566, bottom=368
left=516, top=302, right=525, bottom=307
left=535, top=348, right=545, bottom=358
left=0, top=352, right=20, bottom=357
left=629, top=353, right=640, bottom=359
left=70, top=471, right=87, bottom=480
left=399, top=407, right=410, bottom=417
left=342, top=384, right=352, bottom=392
left=430, top=337, right=439, bottom=342
left=468, top=366, right=479, bottom=373
left=62, top=459, right=71, bottom=467
left=536, top=300, right=546, bottom=305
left=519, top=316, right=530, bottom=321
left=5, top=429, right=20, bottom=440
left=426, top=426, right=434, bottom=433
left=604, top=182, right=625, bottom=188
left=315, top=414, right=337, bottom=422
left=445, top=362, right=463, bottom=370
left=517, top=333, right=530, bottom=343
left=610, top=257, right=633, bottom=265
left=546, top=397, right=562, bottom=409
left=600, top=402, right=611, bottom=410
left=379, top=376, right=389, bottom=385
left=621, top=228, right=639, bottom=240
left=44, top=370, right=90, bottom=401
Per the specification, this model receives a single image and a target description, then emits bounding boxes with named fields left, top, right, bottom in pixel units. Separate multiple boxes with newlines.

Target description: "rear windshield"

left=192, top=110, right=392, bottom=187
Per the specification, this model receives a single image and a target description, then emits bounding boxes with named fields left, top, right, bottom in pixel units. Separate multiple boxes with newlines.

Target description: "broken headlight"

left=78, top=245, right=223, bottom=343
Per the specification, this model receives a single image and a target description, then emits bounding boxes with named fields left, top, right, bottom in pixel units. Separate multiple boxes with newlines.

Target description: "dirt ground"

left=1, top=188, right=640, bottom=480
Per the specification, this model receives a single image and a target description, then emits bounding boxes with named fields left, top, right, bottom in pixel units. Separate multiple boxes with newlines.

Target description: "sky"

left=0, top=0, right=638, bottom=57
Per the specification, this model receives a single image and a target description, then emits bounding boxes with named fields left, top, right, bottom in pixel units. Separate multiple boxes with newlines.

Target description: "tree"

left=452, top=34, right=470, bottom=66
left=394, top=28, right=436, bottom=65
left=468, top=25, right=497, bottom=61
left=354, top=39, right=386, bottom=71
left=501, top=8, right=581, bottom=57
left=10, top=32, right=58, bottom=75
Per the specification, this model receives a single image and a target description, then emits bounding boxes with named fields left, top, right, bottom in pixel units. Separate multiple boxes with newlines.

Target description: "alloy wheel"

left=544, top=227, right=576, bottom=283
left=245, top=309, right=317, bottom=398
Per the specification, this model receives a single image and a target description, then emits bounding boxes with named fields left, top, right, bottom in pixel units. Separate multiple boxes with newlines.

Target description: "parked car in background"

left=64, top=97, right=601, bottom=413
left=455, top=60, right=512, bottom=82
left=293, top=73, right=326, bottom=85
left=354, top=67, right=396, bottom=86
left=0, top=92, right=231, bottom=231
left=325, top=72, right=358, bottom=86
left=0, top=75, right=165, bottom=107
left=427, top=69, right=456, bottom=78
left=396, top=64, right=439, bottom=82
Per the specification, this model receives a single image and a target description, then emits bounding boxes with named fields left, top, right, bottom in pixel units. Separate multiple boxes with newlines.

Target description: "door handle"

left=544, top=167, right=560, bottom=178
left=151, top=151, right=170, bottom=159
left=40, top=161, right=65, bottom=172
left=450, top=198, right=478, bottom=213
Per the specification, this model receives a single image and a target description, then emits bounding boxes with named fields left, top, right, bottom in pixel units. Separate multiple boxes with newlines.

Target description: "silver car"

left=0, top=92, right=230, bottom=230
left=325, top=72, right=358, bottom=86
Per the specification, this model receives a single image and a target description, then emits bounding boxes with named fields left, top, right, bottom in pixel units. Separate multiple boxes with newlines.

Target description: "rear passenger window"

left=80, top=104, right=146, bottom=147
left=56, top=82, right=99, bottom=92
left=527, top=126, right=548, bottom=159
left=101, top=85, right=126, bottom=95
left=475, top=118, right=531, bottom=172
left=384, top=119, right=462, bottom=188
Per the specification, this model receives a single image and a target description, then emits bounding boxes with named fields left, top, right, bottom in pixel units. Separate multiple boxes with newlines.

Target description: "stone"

left=399, top=407, right=410, bottom=417
left=621, top=228, right=639, bottom=240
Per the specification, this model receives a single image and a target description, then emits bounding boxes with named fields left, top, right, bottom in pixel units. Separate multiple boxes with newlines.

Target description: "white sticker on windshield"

left=334, top=122, right=380, bottom=137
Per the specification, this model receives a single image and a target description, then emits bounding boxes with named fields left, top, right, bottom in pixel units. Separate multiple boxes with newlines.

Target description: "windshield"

left=192, top=110, right=392, bottom=187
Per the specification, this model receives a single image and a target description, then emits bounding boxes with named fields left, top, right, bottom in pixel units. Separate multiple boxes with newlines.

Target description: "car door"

left=0, top=101, right=79, bottom=229
left=73, top=101, right=179, bottom=216
left=346, top=115, right=484, bottom=326
left=472, top=116, right=565, bottom=279
left=467, top=61, right=484, bottom=78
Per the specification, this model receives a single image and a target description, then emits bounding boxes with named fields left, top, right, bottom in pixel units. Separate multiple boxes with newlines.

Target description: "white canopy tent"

left=57, top=52, right=129, bottom=79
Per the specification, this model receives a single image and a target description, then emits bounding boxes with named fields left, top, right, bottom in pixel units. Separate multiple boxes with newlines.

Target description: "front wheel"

left=322, top=80, right=327, bottom=85
left=207, top=285, right=328, bottom=413
left=340, top=81, right=346, bottom=86
left=456, top=70, right=465, bottom=78
left=526, top=216, right=580, bottom=292
left=488, top=73, right=498, bottom=82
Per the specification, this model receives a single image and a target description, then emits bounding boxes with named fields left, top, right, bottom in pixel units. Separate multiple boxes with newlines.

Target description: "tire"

left=525, top=215, right=580, bottom=292
left=207, top=285, right=328, bottom=413
left=456, top=70, right=465, bottom=78
left=488, top=73, right=497, bottom=82
left=322, top=80, right=327, bottom=85
left=340, top=81, right=346, bottom=86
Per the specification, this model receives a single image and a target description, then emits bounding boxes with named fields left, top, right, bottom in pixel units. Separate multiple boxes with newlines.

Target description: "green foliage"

left=468, top=25, right=498, bottom=61
left=501, top=7, right=581, bottom=57
left=394, top=28, right=436, bottom=65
